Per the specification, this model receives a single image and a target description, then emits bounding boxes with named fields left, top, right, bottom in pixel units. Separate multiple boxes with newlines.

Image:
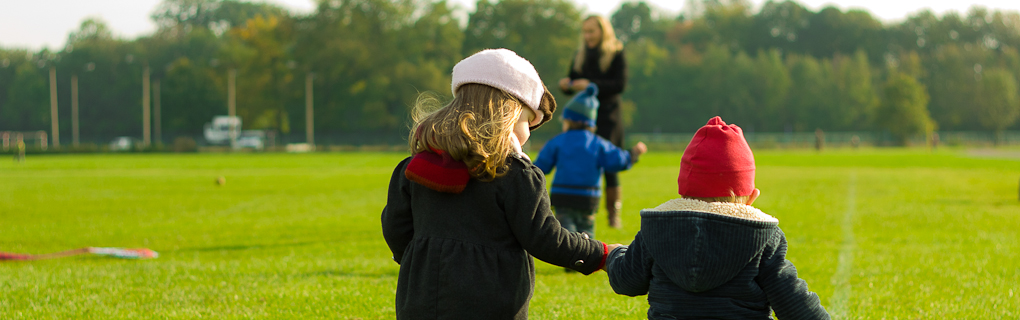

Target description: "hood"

left=640, top=198, right=779, bottom=292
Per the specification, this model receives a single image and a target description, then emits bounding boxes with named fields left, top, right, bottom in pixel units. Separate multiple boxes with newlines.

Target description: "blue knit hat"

left=562, top=83, right=599, bottom=127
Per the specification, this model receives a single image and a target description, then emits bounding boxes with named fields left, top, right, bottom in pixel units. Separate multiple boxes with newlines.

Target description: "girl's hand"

left=570, top=78, right=590, bottom=91
left=602, top=243, right=623, bottom=271
left=558, top=77, right=572, bottom=91
left=607, top=243, right=622, bottom=253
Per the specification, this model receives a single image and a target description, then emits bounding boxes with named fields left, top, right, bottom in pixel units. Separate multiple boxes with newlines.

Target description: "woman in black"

left=558, top=15, right=629, bottom=228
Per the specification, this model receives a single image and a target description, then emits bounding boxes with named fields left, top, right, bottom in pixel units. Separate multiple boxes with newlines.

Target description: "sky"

left=3, top=0, right=1020, bottom=51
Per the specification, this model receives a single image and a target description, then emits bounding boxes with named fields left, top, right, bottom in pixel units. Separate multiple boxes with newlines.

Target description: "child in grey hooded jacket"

left=605, top=116, right=830, bottom=320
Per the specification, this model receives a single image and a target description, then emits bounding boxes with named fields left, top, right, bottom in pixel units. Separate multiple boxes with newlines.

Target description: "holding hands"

left=603, top=243, right=623, bottom=271
left=606, top=243, right=623, bottom=253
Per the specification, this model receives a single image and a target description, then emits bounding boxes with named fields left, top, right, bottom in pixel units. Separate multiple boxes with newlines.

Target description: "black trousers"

left=596, top=102, right=623, bottom=188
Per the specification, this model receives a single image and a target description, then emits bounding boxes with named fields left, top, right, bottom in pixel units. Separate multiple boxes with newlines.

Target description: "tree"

left=876, top=72, right=933, bottom=145
left=611, top=1, right=669, bottom=44
left=68, top=18, right=115, bottom=44
left=796, top=7, right=886, bottom=62
left=691, top=0, right=753, bottom=51
left=747, top=0, right=812, bottom=55
left=695, top=44, right=735, bottom=122
left=53, top=17, right=149, bottom=141
left=151, top=0, right=285, bottom=32
left=151, top=0, right=221, bottom=30
left=0, top=49, right=37, bottom=131
left=786, top=54, right=831, bottom=131
left=623, top=37, right=673, bottom=131
left=8, top=0, right=1020, bottom=145
left=829, top=50, right=878, bottom=130
left=290, top=0, right=463, bottom=139
left=888, top=10, right=940, bottom=55
left=0, top=58, right=49, bottom=131
left=975, top=68, right=1020, bottom=143
left=227, top=14, right=297, bottom=133
left=748, top=49, right=790, bottom=132
left=720, top=50, right=757, bottom=126
left=162, top=57, right=224, bottom=136
left=462, top=0, right=581, bottom=83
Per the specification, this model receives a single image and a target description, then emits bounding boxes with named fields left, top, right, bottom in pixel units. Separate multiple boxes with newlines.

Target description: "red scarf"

left=404, top=149, right=470, bottom=193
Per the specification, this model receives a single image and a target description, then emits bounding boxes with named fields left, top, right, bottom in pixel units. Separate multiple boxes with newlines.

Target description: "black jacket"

left=565, top=47, right=627, bottom=146
left=382, top=155, right=606, bottom=319
left=606, top=198, right=830, bottom=320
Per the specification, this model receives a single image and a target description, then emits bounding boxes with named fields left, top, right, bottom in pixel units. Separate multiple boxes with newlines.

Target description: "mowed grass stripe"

left=829, top=171, right=856, bottom=318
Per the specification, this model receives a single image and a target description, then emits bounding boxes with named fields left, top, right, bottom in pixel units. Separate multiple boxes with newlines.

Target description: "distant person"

left=605, top=117, right=830, bottom=320
left=534, top=83, right=646, bottom=242
left=381, top=49, right=620, bottom=319
left=559, top=15, right=630, bottom=228
left=15, top=134, right=25, bottom=162
left=815, top=128, right=825, bottom=151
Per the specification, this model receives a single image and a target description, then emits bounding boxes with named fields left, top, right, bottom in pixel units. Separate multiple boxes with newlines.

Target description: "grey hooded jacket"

left=605, top=198, right=830, bottom=320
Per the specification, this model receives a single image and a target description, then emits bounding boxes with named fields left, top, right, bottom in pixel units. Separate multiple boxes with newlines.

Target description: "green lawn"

left=1, top=149, right=1018, bottom=319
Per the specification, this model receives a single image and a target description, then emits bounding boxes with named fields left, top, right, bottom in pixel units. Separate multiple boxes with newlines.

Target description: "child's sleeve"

left=381, top=158, right=415, bottom=264
left=597, top=138, right=635, bottom=173
left=756, top=228, right=831, bottom=320
left=503, top=162, right=605, bottom=275
left=533, top=138, right=558, bottom=174
left=606, top=232, right=653, bottom=296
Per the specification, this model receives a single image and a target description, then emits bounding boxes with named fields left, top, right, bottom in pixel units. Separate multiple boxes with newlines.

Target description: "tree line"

left=1, top=0, right=1019, bottom=146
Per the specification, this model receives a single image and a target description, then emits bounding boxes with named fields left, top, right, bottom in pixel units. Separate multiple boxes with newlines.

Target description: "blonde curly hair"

left=409, top=84, right=524, bottom=181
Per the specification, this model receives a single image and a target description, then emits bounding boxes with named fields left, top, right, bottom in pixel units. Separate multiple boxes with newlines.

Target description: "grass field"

left=1, top=149, right=1018, bottom=319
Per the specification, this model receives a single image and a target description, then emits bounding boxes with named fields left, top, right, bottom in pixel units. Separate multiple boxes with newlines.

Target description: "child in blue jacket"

left=534, top=83, right=647, bottom=239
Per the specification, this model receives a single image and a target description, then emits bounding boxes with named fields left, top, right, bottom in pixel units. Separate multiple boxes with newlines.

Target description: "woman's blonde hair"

left=573, top=15, right=624, bottom=73
left=409, top=83, right=523, bottom=181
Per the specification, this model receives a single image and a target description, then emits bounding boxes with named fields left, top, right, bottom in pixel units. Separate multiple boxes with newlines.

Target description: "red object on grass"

left=1, top=247, right=158, bottom=261
left=0, top=252, right=33, bottom=260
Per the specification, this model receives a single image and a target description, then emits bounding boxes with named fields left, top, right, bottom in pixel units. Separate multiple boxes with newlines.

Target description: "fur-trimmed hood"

left=649, top=198, right=777, bottom=223
left=639, top=198, right=780, bottom=293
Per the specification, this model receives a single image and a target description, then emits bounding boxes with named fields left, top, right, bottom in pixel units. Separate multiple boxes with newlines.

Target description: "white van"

left=203, top=116, right=241, bottom=145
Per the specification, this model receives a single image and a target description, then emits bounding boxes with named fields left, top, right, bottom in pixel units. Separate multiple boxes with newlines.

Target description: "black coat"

left=565, top=47, right=628, bottom=146
left=382, top=155, right=606, bottom=319
left=606, top=198, right=830, bottom=320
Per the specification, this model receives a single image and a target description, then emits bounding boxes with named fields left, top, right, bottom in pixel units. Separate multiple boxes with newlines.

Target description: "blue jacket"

left=606, top=198, right=830, bottom=320
left=534, top=129, right=635, bottom=210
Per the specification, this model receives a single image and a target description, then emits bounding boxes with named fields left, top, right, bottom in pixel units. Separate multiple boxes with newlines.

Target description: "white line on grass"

left=829, top=171, right=856, bottom=319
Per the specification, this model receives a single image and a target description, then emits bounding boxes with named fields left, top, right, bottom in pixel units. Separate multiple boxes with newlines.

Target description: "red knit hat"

left=678, top=116, right=755, bottom=198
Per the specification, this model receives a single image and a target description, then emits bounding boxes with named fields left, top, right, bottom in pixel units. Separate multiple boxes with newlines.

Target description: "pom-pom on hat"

left=678, top=116, right=756, bottom=198
left=562, top=83, right=599, bottom=127
left=452, top=48, right=556, bottom=130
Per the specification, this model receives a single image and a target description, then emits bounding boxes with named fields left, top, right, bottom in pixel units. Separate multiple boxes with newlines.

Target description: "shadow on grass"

left=932, top=198, right=977, bottom=206
left=303, top=269, right=397, bottom=279
left=174, top=240, right=325, bottom=253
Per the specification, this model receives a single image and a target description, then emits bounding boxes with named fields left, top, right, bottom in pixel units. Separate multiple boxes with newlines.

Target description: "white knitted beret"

left=452, top=49, right=551, bottom=127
